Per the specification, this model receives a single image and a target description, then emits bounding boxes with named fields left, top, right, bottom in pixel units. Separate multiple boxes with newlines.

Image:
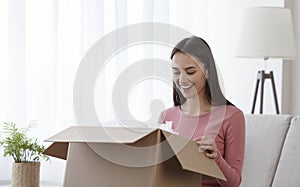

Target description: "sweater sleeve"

left=215, top=110, right=245, bottom=187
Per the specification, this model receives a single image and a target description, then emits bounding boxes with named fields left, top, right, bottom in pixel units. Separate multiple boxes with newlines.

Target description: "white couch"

left=241, top=114, right=300, bottom=187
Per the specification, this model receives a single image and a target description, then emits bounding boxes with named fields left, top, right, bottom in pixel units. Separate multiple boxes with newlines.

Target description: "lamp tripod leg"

left=270, top=71, right=280, bottom=114
left=251, top=71, right=261, bottom=114
left=260, top=71, right=265, bottom=114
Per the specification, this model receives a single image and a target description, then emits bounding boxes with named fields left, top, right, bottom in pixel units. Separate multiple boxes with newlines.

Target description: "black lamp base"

left=251, top=70, right=280, bottom=114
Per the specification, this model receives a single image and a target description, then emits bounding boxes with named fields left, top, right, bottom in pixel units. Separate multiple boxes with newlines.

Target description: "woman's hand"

left=194, top=136, right=218, bottom=160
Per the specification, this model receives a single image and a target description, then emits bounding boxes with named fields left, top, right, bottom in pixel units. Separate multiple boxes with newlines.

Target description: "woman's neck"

left=180, top=95, right=212, bottom=116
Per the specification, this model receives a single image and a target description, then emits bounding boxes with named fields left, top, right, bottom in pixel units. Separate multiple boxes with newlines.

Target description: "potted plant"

left=0, top=121, right=49, bottom=187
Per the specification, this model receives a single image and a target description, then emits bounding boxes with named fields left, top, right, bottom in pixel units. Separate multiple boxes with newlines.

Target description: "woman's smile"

left=180, top=84, right=194, bottom=90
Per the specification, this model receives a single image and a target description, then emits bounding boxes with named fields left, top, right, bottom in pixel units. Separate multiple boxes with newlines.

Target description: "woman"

left=158, top=36, right=245, bottom=187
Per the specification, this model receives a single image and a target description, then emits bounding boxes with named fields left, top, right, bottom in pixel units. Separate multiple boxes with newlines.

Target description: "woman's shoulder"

left=160, top=105, right=180, bottom=115
left=158, top=106, right=180, bottom=123
left=223, top=105, right=245, bottom=126
left=213, top=105, right=245, bottom=124
left=225, top=105, right=244, bottom=116
left=212, top=104, right=243, bottom=116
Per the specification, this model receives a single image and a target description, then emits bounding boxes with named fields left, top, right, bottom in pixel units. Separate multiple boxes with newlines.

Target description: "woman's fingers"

left=198, top=139, right=213, bottom=146
left=199, top=144, right=214, bottom=151
left=195, top=136, right=214, bottom=146
left=193, top=136, right=210, bottom=141
left=205, top=150, right=216, bottom=159
left=194, top=136, right=218, bottom=159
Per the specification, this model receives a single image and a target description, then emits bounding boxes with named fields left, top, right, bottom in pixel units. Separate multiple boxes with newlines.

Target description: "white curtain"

left=0, top=0, right=208, bottom=183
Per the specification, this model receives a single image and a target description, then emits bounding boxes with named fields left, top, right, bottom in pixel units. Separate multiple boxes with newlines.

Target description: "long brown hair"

left=171, top=36, right=233, bottom=106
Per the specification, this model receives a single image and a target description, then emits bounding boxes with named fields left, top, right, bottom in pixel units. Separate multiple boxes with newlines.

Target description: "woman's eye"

left=173, top=71, right=180, bottom=75
left=186, top=71, right=195, bottom=75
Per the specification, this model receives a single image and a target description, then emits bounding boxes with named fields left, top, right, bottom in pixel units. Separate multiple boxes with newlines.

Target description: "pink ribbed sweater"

left=158, top=105, right=245, bottom=187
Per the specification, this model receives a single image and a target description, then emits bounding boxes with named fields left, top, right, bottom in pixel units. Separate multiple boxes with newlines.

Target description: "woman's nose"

left=179, top=72, right=189, bottom=83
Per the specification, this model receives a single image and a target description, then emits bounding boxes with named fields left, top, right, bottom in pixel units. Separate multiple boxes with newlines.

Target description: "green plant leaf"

left=0, top=121, right=49, bottom=163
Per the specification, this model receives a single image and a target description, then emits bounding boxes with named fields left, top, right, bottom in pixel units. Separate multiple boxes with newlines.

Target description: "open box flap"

left=45, top=126, right=157, bottom=143
left=161, top=130, right=226, bottom=181
left=43, top=126, right=157, bottom=159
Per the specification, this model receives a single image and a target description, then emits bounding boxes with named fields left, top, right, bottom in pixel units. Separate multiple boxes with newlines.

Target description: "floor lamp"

left=236, top=7, right=297, bottom=114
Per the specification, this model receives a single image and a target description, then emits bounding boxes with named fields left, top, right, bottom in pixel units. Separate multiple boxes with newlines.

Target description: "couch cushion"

left=240, top=114, right=292, bottom=187
left=272, top=116, right=300, bottom=186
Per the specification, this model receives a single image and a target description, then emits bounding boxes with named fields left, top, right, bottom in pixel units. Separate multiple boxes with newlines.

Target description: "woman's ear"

left=205, top=70, right=209, bottom=78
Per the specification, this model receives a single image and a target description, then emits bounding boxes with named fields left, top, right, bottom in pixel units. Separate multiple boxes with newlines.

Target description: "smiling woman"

left=159, top=36, right=245, bottom=187
left=171, top=37, right=231, bottom=108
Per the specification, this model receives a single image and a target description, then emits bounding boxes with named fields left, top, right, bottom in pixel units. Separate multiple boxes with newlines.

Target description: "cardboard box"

left=44, top=126, right=226, bottom=187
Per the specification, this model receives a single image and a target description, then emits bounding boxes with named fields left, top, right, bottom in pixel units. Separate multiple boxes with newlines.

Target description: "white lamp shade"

left=236, top=7, right=297, bottom=59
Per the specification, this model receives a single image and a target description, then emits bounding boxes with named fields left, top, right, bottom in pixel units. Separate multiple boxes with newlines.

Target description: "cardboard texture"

left=44, top=126, right=226, bottom=187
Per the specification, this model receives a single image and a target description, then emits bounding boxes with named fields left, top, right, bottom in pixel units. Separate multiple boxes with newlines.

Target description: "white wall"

left=284, top=0, right=300, bottom=115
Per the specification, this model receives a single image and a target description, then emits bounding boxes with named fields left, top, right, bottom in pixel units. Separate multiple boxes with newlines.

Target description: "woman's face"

left=172, top=52, right=208, bottom=99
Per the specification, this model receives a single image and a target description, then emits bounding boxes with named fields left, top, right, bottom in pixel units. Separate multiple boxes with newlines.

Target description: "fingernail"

left=198, top=147, right=204, bottom=153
